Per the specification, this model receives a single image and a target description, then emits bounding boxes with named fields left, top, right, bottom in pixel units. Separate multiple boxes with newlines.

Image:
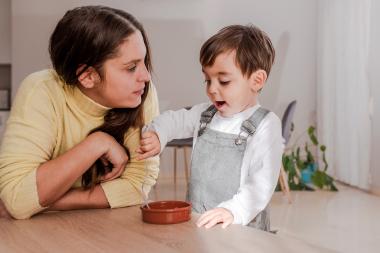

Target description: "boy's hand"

left=196, top=207, right=234, bottom=229
left=136, top=131, right=161, bottom=160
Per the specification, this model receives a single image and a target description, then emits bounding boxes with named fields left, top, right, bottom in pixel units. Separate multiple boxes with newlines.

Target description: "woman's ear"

left=77, top=66, right=101, bottom=88
left=249, top=69, right=267, bottom=93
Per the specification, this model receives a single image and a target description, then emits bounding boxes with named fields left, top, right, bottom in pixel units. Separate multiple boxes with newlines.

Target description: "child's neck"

left=217, top=103, right=260, bottom=119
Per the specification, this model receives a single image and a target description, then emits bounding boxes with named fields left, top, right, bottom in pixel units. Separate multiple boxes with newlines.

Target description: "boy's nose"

left=207, top=81, right=218, bottom=94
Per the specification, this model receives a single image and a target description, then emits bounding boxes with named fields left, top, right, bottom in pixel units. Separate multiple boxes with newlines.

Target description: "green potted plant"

left=280, top=126, right=338, bottom=191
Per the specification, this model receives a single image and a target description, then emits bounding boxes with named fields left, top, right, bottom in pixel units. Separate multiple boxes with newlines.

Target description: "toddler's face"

left=202, top=50, right=257, bottom=117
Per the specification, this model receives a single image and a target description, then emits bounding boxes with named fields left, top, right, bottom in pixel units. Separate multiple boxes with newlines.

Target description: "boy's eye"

left=219, top=80, right=230, bottom=85
left=204, top=79, right=211, bottom=85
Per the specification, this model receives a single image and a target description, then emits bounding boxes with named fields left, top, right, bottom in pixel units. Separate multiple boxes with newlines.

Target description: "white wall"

left=8, top=0, right=380, bottom=184
left=0, top=0, right=11, bottom=64
left=12, top=0, right=317, bottom=133
left=0, top=0, right=11, bottom=141
left=11, top=0, right=318, bottom=176
left=369, top=0, right=380, bottom=193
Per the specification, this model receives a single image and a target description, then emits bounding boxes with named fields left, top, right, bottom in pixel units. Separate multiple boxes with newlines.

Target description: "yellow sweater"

left=0, top=69, right=160, bottom=219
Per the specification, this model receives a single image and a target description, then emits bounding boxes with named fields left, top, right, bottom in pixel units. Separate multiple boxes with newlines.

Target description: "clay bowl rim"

left=140, top=200, right=191, bottom=213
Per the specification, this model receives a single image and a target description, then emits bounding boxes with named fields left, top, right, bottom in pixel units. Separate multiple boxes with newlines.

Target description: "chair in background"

left=167, top=137, right=193, bottom=185
left=278, top=100, right=297, bottom=203
left=166, top=106, right=193, bottom=185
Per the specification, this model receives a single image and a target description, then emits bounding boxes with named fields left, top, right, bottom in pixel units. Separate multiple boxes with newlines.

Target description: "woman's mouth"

left=133, top=89, right=144, bottom=96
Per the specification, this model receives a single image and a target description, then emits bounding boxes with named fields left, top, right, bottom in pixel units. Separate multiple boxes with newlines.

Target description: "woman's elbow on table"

left=1, top=198, right=39, bottom=220
left=1, top=187, right=46, bottom=219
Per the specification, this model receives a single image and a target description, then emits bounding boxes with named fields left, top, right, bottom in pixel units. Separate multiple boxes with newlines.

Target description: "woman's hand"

left=136, top=131, right=161, bottom=160
left=196, top=207, right=234, bottom=229
left=37, top=131, right=127, bottom=207
left=92, top=132, right=129, bottom=182
left=0, top=199, right=12, bottom=219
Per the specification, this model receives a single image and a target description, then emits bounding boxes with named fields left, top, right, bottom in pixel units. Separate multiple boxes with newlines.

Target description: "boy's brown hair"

left=200, top=24, right=275, bottom=77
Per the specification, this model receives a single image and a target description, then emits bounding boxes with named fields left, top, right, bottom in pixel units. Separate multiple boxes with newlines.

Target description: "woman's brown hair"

left=49, top=6, right=152, bottom=188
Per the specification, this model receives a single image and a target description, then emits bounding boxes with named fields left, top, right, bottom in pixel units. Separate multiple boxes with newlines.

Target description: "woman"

left=0, top=6, right=159, bottom=219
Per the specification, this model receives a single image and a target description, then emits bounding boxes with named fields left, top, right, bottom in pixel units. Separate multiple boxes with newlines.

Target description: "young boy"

left=137, top=25, right=284, bottom=231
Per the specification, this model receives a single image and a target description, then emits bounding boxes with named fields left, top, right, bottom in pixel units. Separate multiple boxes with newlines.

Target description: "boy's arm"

left=217, top=113, right=284, bottom=225
left=146, top=103, right=209, bottom=153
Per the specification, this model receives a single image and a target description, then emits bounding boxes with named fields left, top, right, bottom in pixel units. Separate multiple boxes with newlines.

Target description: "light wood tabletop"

left=0, top=206, right=333, bottom=253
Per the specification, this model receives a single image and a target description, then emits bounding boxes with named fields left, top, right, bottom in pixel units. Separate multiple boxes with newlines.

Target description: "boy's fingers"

left=197, top=216, right=212, bottom=227
left=140, top=138, right=152, bottom=146
left=138, top=151, right=154, bottom=160
left=141, top=130, right=149, bottom=138
left=140, top=143, right=152, bottom=152
left=137, top=150, right=159, bottom=160
left=205, top=217, right=219, bottom=229
left=141, top=131, right=155, bottom=139
left=136, top=153, right=148, bottom=160
left=197, top=211, right=218, bottom=227
left=196, top=212, right=209, bottom=227
left=196, top=208, right=233, bottom=229
left=221, top=220, right=232, bottom=229
left=137, top=141, right=155, bottom=152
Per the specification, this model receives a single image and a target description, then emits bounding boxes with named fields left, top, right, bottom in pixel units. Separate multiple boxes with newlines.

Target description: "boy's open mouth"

left=215, top=101, right=226, bottom=108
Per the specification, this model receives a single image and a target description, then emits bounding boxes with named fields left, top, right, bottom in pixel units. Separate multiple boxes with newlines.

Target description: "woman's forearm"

left=0, top=198, right=12, bottom=218
left=36, top=132, right=107, bottom=207
left=47, top=185, right=109, bottom=211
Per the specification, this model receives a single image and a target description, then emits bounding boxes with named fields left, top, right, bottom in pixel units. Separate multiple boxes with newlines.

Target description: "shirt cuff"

left=101, top=178, right=142, bottom=208
left=217, top=201, right=243, bottom=225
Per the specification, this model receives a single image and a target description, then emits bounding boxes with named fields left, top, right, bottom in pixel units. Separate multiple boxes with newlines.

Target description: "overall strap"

left=235, top=107, right=270, bottom=145
left=198, top=105, right=218, bottom=136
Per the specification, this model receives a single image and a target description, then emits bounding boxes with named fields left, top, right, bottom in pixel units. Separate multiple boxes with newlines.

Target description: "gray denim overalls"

left=187, top=105, right=271, bottom=231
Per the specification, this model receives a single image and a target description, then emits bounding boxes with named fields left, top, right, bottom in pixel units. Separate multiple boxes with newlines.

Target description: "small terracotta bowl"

left=140, top=200, right=191, bottom=224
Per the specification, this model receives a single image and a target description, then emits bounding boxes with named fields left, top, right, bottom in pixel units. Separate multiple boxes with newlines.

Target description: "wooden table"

left=0, top=206, right=332, bottom=253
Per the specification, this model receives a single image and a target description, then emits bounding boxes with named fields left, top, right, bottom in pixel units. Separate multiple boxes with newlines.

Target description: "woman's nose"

left=138, top=64, right=151, bottom=82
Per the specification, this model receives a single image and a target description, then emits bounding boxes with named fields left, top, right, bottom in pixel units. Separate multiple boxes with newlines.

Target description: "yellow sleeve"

left=0, top=74, right=57, bottom=219
left=101, top=83, right=160, bottom=208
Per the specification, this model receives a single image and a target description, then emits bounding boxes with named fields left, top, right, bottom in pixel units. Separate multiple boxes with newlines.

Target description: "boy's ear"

left=76, top=66, right=101, bottom=88
left=249, top=69, right=267, bottom=92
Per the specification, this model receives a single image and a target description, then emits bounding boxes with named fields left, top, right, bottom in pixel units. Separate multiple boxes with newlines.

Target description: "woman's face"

left=85, top=31, right=151, bottom=108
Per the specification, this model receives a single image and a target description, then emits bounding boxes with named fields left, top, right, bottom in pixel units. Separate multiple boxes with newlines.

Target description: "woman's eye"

left=204, top=79, right=211, bottom=85
left=127, top=65, right=137, bottom=72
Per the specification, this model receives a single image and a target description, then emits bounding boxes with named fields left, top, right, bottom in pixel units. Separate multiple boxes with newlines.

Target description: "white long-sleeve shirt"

left=149, top=102, right=284, bottom=225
